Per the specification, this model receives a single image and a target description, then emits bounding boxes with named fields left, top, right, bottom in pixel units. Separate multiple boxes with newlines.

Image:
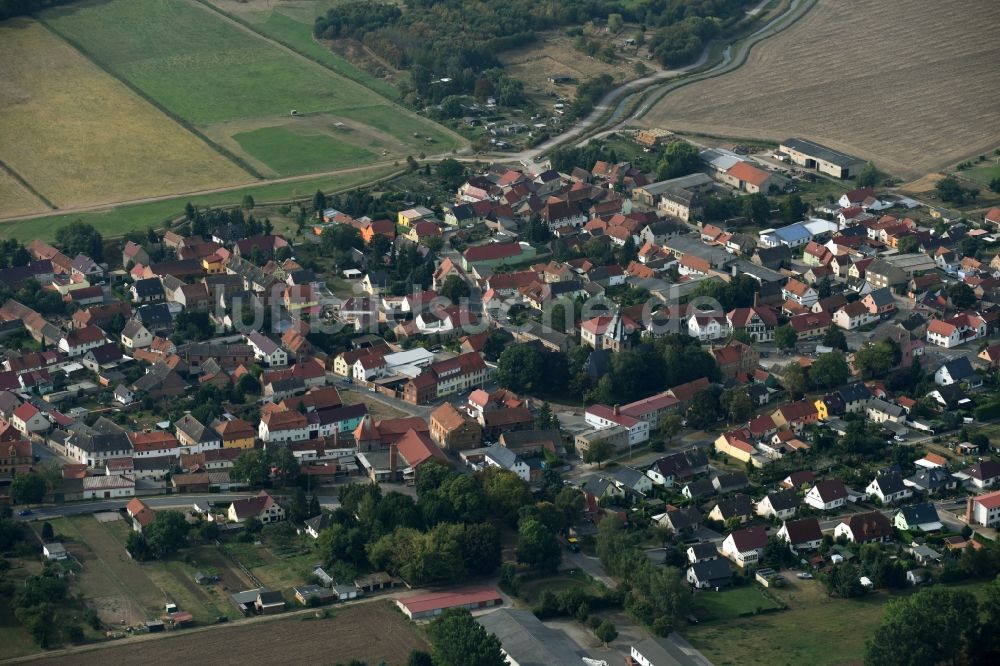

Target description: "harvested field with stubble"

left=642, top=0, right=1000, bottom=179
left=26, top=601, right=429, bottom=666
left=0, top=18, right=250, bottom=215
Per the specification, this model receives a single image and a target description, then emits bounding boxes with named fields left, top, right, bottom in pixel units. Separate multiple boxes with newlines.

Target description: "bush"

left=65, top=625, right=84, bottom=643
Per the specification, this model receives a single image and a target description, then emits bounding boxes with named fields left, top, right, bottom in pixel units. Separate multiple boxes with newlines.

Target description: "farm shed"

left=396, top=586, right=502, bottom=620
left=779, top=138, right=866, bottom=179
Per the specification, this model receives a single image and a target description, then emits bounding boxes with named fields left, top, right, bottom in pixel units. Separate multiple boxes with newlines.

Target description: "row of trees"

left=315, top=464, right=561, bottom=586
left=596, top=516, right=690, bottom=635
left=865, top=579, right=1000, bottom=666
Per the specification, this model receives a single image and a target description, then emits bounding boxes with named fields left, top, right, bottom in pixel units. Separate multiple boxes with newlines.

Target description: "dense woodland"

left=314, top=0, right=754, bottom=105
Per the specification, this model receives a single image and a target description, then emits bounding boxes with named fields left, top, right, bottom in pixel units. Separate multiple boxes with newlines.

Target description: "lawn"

left=43, top=0, right=384, bottom=126
left=337, top=105, right=461, bottom=152
left=0, top=163, right=401, bottom=241
left=690, top=584, right=783, bottom=622
left=684, top=578, right=996, bottom=666
left=517, top=572, right=604, bottom=604
left=251, top=552, right=319, bottom=592
left=959, top=161, right=1000, bottom=185
left=233, top=125, right=376, bottom=176
left=201, top=0, right=400, bottom=100
left=0, top=17, right=250, bottom=214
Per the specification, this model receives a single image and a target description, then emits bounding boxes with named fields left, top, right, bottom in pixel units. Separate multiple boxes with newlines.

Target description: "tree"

left=896, top=235, right=920, bottom=254
left=436, top=159, right=466, bottom=190
left=826, top=563, right=864, bottom=598
left=810, top=351, right=850, bottom=389
left=56, top=220, right=103, bottom=262
left=617, top=236, right=637, bottom=266
left=657, top=141, right=701, bottom=179
left=440, top=274, right=470, bottom=304
left=864, top=587, right=979, bottom=666
left=309, top=495, right=321, bottom=518
left=232, top=449, right=270, bottom=486
left=854, top=340, right=900, bottom=378
left=144, top=511, right=189, bottom=558
left=742, top=193, right=771, bottom=225
left=289, top=487, right=309, bottom=523
left=534, top=402, right=555, bottom=430
left=429, top=609, right=506, bottom=666
left=823, top=326, right=848, bottom=352
left=947, top=282, right=976, bottom=310
left=583, top=440, right=613, bottom=469
left=595, top=620, right=618, bottom=647
left=408, top=651, right=433, bottom=666
left=312, top=190, right=327, bottom=213
left=686, top=385, right=722, bottom=430
left=40, top=522, right=53, bottom=541
left=473, top=77, right=495, bottom=102
left=516, top=517, right=561, bottom=573
left=779, top=194, right=807, bottom=223
left=607, top=13, right=623, bottom=32
left=658, top=413, right=683, bottom=443
left=480, top=468, right=533, bottom=525
left=856, top=162, right=879, bottom=187
left=774, top=324, right=798, bottom=350
left=242, top=195, right=255, bottom=210
left=782, top=363, right=808, bottom=398
left=721, top=387, right=753, bottom=423
left=10, top=474, right=46, bottom=504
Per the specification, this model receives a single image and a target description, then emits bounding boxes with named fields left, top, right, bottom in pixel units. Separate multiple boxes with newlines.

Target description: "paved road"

left=564, top=548, right=618, bottom=590
left=15, top=493, right=341, bottom=522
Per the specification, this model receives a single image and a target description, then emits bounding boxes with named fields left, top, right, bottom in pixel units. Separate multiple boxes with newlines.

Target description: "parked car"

left=566, top=537, right=580, bottom=553
left=796, top=572, right=813, bottom=580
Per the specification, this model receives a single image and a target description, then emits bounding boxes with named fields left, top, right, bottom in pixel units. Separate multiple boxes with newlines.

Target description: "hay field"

left=26, top=602, right=429, bottom=666
left=0, top=19, right=250, bottom=214
left=641, top=0, right=1000, bottom=179
left=43, top=0, right=460, bottom=177
left=203, top=0, right=401, bottom=100
left=0, top=167, right=46, bottom=217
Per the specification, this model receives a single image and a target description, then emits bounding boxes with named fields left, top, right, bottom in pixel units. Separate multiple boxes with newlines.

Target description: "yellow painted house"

left=814, top=399, right=830, bottom=421
left=397, top=206, right=434, bottom=228
left=202, top=252, right=225, bottom=275
left=715, top=431, right=762, bottom=466
left=215, top=418, right=256, bottom=449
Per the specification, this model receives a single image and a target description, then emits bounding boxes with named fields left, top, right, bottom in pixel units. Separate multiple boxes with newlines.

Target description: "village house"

left=834, top=511, right=893, bottom=543
left=967, top=490, right=1000, bottom=527
left=777, top=517, right=823, bottom=551
left=756, top=489, right=799, bottom=520
left=720, top=525, right=768, bottom=568
left=805, top=479, right=848, bottom=511
left=228, top=490, right=285, bottom=524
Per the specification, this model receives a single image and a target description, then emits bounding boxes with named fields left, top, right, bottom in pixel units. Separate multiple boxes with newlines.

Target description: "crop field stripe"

left=191, top=0, right=399, bottom=101
left=634, top=0, right=818, bottom=122
left=35, top=17, right=262, bottom=179
left=0, top=159, right=54, bottom=210
left=0, top=163, right=405, bottom=241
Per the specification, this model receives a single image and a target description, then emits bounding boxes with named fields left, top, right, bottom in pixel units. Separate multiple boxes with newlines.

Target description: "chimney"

left=389, top=443, right=398, bottom=481
left=613, top=404, right=620, bottom=416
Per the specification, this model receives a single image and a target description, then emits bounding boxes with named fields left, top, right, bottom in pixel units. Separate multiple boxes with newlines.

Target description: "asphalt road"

left=15, top=493, right=341, bottom=522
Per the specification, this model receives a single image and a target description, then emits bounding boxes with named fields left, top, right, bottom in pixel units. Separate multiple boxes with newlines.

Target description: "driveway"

left=564, top=549, right=618, bottom=590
